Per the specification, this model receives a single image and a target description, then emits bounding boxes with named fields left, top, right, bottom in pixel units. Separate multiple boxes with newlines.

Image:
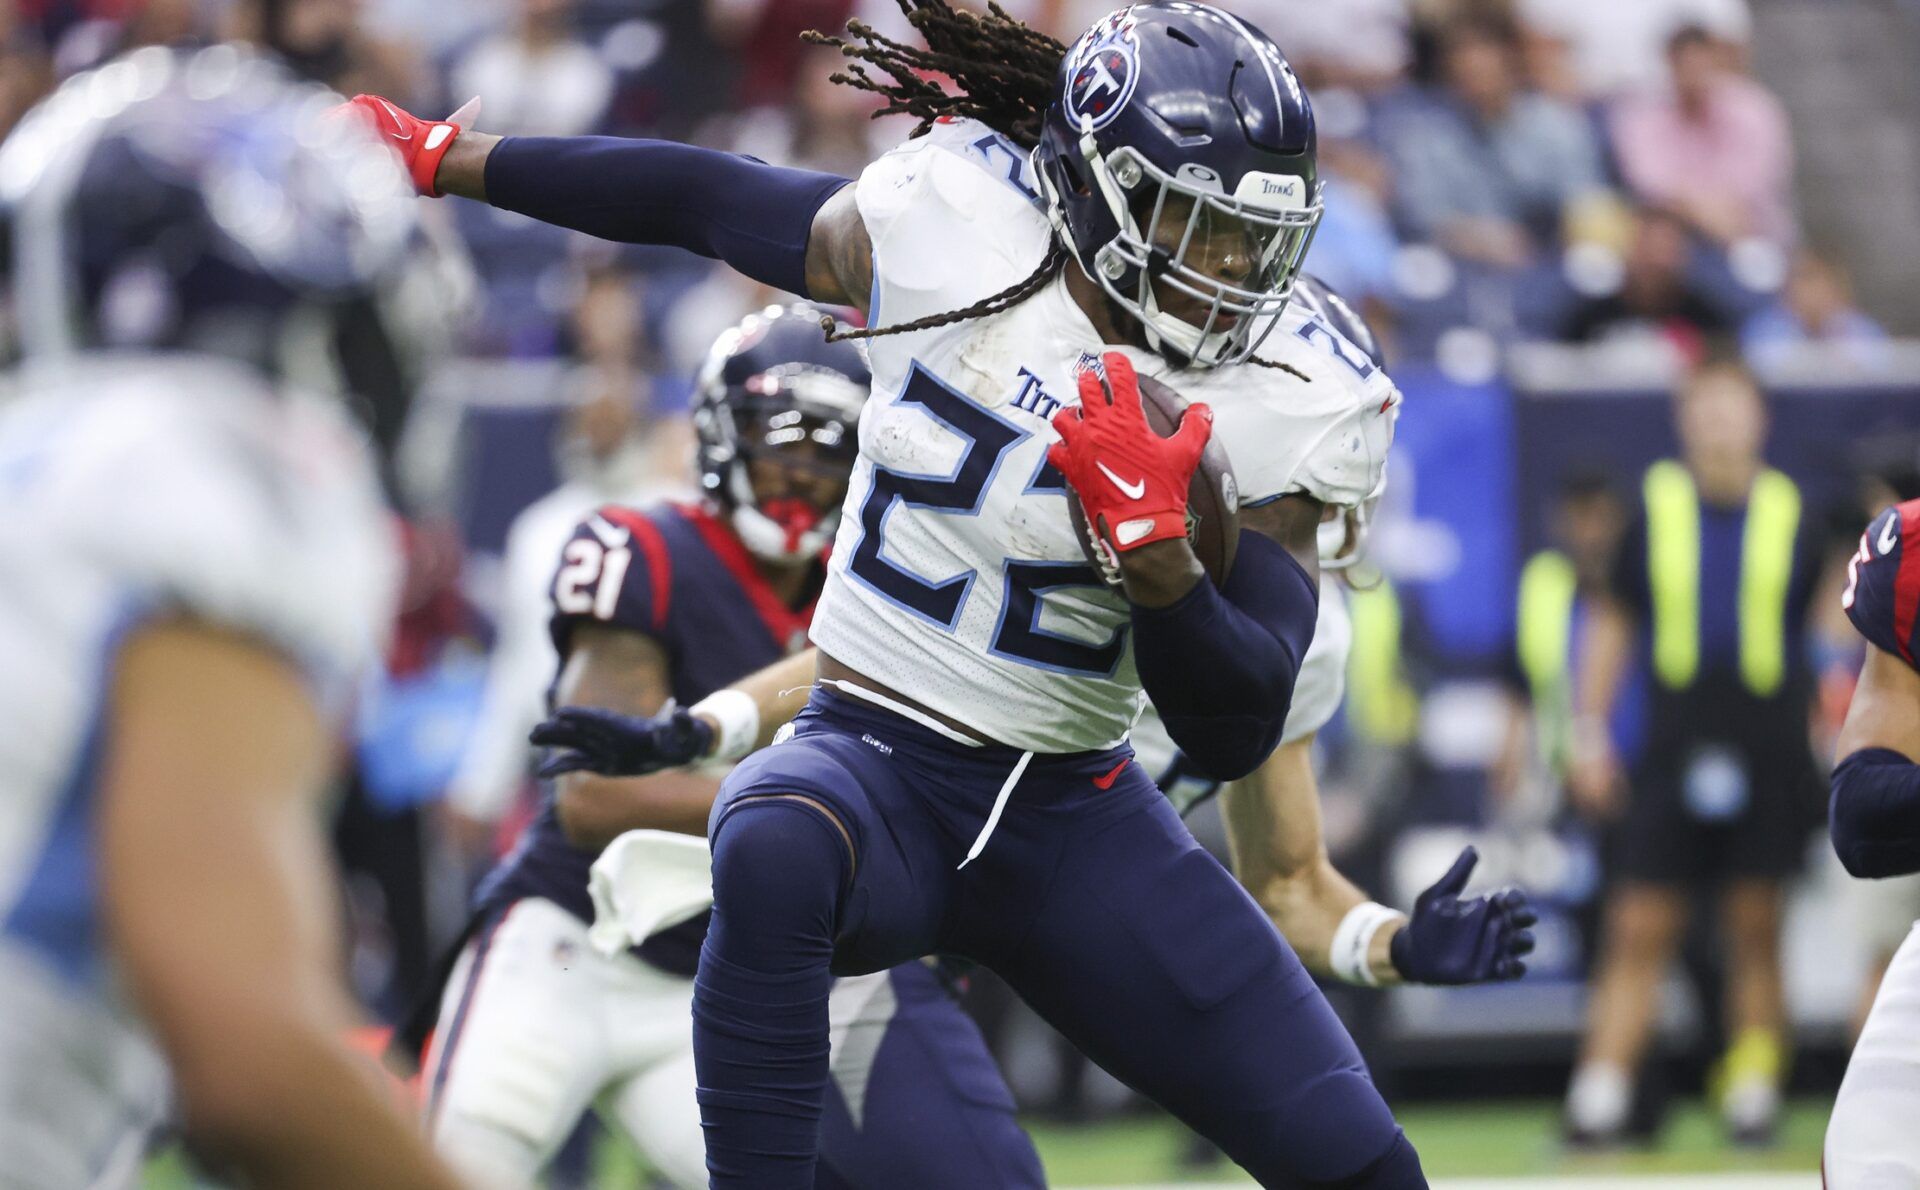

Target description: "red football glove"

left=1047, top=352, right=1212, bottom=555
left=341, top=94, right=477, bottom=197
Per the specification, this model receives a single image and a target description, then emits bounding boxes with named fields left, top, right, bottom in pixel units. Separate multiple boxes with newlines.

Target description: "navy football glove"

left=529, top=705, right=715, bottom=779
left=1389, top=846, right=1536, bottom=985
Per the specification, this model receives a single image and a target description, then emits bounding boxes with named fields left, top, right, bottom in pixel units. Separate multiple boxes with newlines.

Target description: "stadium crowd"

left=0, top=0, right=1893, bottom=375
left=2, top=0, right=1915, bottom=1179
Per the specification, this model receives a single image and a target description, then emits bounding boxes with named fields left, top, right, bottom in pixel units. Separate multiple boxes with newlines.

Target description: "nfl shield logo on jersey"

left=1064, top=10, right=1139, bottom=131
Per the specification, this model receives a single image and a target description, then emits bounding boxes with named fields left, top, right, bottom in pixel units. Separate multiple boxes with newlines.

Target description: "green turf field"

left=144, top=1097, right=1829, bottom=1186
left=1018, top=1098, right=1828, bottom=1185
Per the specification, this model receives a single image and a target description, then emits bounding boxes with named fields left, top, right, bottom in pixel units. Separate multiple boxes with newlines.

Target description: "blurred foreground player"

left=0, top=50, right=467, bottom=1190
left=1825, top=499, right=1920, bottom=1186
left=421, top=307, right=1044, bottom=1188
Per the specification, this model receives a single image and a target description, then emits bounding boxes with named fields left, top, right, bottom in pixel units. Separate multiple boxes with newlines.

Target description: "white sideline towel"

left=586, top=829, right=715, bottom=958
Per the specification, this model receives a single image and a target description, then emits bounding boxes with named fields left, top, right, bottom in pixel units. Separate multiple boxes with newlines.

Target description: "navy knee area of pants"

left=696, top=798, right=849, bottom=1188
left=1328, top=1130, right=1425, bottom=1189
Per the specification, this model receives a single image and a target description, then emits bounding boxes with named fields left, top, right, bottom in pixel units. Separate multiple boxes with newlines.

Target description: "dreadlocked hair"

left=805, top=1, right=1071, bottom=343
left=804, top=0, right=1066, bottom=149
left=821, top=242, right=1067, bottom=344
left=1247, top=356, right=1312, bottom=382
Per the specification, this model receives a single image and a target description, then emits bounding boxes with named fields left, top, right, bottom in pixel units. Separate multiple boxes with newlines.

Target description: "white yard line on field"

left=1071, top=1177, right=1818, bottom=1190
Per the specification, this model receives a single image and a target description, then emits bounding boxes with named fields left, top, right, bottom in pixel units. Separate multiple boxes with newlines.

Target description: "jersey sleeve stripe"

left=602, top=507, right=673, bottom=632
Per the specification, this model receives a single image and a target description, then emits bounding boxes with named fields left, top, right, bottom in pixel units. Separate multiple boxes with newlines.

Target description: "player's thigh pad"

left=424, top=898, right=642, bottom=1176
left=713, top=724, right=945, bottom=973
left=995, top=786, right=1413, bottom=1186
left=816, top=963, right=1045, bottom=1190
left=1829, top=921, right=1920, bottom=1188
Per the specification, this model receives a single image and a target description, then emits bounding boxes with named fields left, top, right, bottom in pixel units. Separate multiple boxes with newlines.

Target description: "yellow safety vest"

left=1643, top=460, right=1801, bottom=697
left=1346, top=580, right=1419, bottom=746
left=1516, top=549, right=1578, bottom=772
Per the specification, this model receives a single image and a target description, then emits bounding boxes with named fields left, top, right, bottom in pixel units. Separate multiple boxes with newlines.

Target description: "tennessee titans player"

left=547, top=278, right=1533, bottom=995
left=357, top=4, right=1531, bottom=1185
left=420, top=306, right=1045, bottom=1189
left=1825, top=500, right=1920, bottom=1185
left=0, top=49, right=463, bottom=1190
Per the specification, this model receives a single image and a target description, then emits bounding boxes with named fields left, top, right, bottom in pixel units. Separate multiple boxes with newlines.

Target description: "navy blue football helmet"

left=1036, top=3, right=1321, bottom=368
left=0, top=45, right=429, bottom=368
left=693, top=305, right=869, bottom=562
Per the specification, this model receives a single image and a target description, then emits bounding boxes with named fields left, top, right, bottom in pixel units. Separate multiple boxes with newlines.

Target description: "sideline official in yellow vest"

left=1561, top=359, right=1823, bottom=1150
left=1495, top=473, right=1629, bottom=806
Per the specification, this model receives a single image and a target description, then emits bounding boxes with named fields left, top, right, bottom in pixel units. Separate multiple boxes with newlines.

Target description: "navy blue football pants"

left=695, top=689, right=1422, bottom=1188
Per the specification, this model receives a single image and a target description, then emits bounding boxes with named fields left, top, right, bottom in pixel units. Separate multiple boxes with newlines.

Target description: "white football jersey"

left=811, top=120, right=1398, bottom=753
left=0, top=355, right=397, bottom=1185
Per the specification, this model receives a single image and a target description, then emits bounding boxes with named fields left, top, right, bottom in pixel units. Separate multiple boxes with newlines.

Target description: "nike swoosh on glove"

left=340, top=94, right=478, bottom=197
left=1047, top=352, right=1212, bottom=555
left=530, top=706, right=715, bottom=779
left=1389, top=846, right=1538, bottom=984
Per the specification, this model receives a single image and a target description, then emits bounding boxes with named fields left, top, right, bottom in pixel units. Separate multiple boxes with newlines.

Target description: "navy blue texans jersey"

left=1844, top=501, right=1920, bottom=668
left=474, top=500, right=820, bottom=974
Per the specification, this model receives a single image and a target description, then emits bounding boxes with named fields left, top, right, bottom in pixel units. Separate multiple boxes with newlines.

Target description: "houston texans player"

left=552, top=278, right=1533, bottom=995
left=0, top=50, right=465, bottom=1190
left=1824, top=500, right=1920, bottom=1185
left=421, top=305, right=1045, bottom=1189
left=353, top=4, right=1531, bottom=1184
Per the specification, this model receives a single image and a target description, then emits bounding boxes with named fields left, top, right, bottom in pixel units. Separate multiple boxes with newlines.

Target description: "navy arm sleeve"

left=1129, top=530, right=1318, bottom=782
left=1831, top=747, right=1920, bottom=878
left=485, top=137, right=851, bottom=298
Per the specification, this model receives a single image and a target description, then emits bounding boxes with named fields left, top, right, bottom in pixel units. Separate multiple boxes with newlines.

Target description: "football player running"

left=418, top=306, right=1044, bottom=1189
left=548, top=278, right=1533, bottom=995
left=0, top=49, right=467, bottom=1190
left=354, top=4, right=1531, bottom=1185
left=1824, top=500, right=1920, bottom=1185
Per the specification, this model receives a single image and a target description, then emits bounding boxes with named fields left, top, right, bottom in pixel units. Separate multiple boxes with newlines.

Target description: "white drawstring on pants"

left=960, top=749, right=1033, bottom=869
left=818, top=679, right=1032, bottom=868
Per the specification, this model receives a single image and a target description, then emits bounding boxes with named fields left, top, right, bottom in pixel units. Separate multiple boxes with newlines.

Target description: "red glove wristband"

left=1046, top=352, right=1212, bottom=553
left=344, top=94, right=464, bottom=197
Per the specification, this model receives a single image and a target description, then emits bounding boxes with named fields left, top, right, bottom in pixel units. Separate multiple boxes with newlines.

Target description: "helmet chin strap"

left=732, top=502, right=834, bottom=563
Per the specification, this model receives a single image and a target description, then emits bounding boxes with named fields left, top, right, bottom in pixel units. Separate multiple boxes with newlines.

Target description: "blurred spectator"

left=223, top=0, right=421, bottom=98
left=1382, top=16, right=1610, bottom=267
left=727, top=42, right=890, bottom=179
left=447, top=0, right=613, bottom=136
left=1517, top=0, right=1750, bottom=99
left=1307, top=139, right=1403, bottom=335
left=1556, top=206, right=1733, bottom=357
left=1493, top=471, right=1631, bottom=816
left=443, top=265, right=692, bottom=853
left=0, top=0, right=49, bottom=174
left=1742, top=249, right=1888, bottom=367
left=709, top=0, right=852, bottom=109
left=1610, top=24, right=1794, bottom=249
left=1563, top=358, right=1824, bottom=1148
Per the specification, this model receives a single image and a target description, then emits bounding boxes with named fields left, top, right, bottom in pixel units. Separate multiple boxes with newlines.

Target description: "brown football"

left=1066, top=371, right=1240, bottom=588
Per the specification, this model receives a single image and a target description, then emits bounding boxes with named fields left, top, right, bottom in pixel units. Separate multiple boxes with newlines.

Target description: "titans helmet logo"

left=1063, top=12, right=1140, bottom=132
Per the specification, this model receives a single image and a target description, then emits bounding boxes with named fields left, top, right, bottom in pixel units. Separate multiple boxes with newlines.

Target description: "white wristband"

left=1329, top=901, right=1404, bottom=987
left=689, top=689, right=760, bottom=763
